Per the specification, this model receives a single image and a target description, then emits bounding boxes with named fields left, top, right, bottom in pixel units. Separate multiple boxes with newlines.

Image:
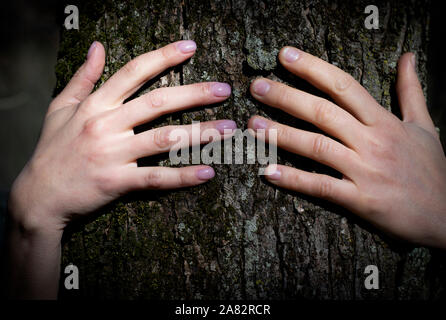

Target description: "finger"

left=112, top=82, right=232, bottom=130
left=278, top=46, right=386, bottom=125
left=250, top=78, right=365, bottom=147
left=122, top=165, right=215, bottom=191
left=124, top=120, right=237, bottom=160
left=264, top=164, right=358, bottom=206
left=93, top=40, right=197, bottom=107
left=49, top=41, right=105, bottom=113
left=249, top=116, right=361, bottom=175
left=396, top=53, right=437, bottom=136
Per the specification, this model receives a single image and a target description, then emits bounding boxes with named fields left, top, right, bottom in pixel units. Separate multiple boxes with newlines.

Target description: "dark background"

left=0, top=0, right=445, bottom=193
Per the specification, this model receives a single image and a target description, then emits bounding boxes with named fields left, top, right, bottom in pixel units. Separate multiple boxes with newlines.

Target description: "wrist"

left=5, top=189, right=62, bottom=299
left=8, top=169, right=64, bottom=240
left=7, top=201, right=63, bottom=245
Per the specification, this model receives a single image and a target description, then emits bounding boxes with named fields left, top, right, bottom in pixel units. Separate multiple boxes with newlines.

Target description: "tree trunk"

left=56, top=0, right=446, bottom=299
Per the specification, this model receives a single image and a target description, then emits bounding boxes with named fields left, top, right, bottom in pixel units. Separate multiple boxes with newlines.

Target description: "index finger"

left=92, top=40, right=197, bottom=108
left=278, top=46, right=387, bottom=125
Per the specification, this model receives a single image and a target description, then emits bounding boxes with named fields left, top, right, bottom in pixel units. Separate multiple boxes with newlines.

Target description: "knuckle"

left=77, top=76, right=95, bottom=93
left=276, top=125, right=291, bottom=143
left=146, top=88, right=167, bottom=108
left=276, top=85, right=292, bottom=106
left=304, top=56, right=318, bottom=75
left=177, top=170, right=188, bottom=187
left=82, top=117, right=106, bottom=138
left=152, top=127, right=173, bottom=150
left=122, top=58, right=140, bottom=76
left=85, top=142, right=109, bottom=165
left=358, top=191, right=385, bottom=218
left=199, top=82, right=211, bottom=97
left=160, top=45, right=175, bottom=64
left=73, top=69, right=95, bottom=92
left=95, top=171, right=121, bottom=193
left=334, top=72, right=354, bottom=95
left=364, top=129, right=399, bottom=164
left=291, top=171, right=302, bottom=190
left=312, top=134, right=330, bottom=157
left=144, top=170, right=163, bottom=189
left=397, top=81, right=421, bottom=94
left=317, top=179, right=333, bottom=199
left=313, top=99, right=337, bottom=124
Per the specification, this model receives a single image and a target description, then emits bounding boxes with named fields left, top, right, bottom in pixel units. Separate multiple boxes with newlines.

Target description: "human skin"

left=249, top=47, right=446, bottom=249
left=4, top=40, right=237, bottom=299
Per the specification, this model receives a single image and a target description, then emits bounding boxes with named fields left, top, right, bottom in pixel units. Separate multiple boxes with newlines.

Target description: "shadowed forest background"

left=1, top=0, right=446, bottom=299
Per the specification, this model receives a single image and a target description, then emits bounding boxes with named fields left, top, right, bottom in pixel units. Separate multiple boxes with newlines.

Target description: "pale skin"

left=3, top=41, right=446, bottom=299
left=4, top=40, right=237, bottom=299
left=249, top=47, right=446, bottom=249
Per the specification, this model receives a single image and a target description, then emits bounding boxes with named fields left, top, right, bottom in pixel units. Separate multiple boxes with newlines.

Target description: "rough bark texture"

left=56, top=0, right=446, bottom=299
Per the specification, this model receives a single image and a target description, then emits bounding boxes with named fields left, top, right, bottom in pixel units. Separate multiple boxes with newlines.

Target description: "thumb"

left=396, top=52, right=437, bottom=136
left=49, top=41, right=105, bottom=113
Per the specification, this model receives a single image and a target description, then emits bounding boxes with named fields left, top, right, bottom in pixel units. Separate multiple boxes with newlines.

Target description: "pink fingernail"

left=211, top=82, right=232, bottom=97
left=215, top=120, right=237, bottom=134
left=252, top=117, right=268, bottom=130
left=252, top=80, right=270, bottom=96
left=282, top=47, right=300, bottom=63
left=196, top=167, right=215, bottom=180
left=176, top=40, right=197, bottom=53
left=265, top=165, right=281, bottom=180
left=87, top=41, right=98, bottom=60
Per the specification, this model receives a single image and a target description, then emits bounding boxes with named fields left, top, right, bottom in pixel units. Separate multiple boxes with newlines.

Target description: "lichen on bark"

left=57, top=0, right=446, bottom=299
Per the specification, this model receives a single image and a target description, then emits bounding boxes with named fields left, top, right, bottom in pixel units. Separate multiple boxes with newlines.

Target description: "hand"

left=5, top=40, right=237, bottom=299
left=249, top=47, right=446, bottom=248
left=8, top=40, right=235, bottom=236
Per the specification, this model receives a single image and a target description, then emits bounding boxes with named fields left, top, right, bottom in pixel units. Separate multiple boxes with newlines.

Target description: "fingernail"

left=252, top=80, right=270, bottom=96
left=265, top=165, right=281, bottom=180
left=215, top=120, right=237, bottom=134
left=252, top=117, right=268, bottom=130
left=282, top=47, right=300, bottom=63
left=211, top=82, right=232, bottom=97
left=87, top=41, right=98, bottom=60
left=411, top=53, right=416, bottom=68
left=196, top=167, right=215, bottom=180
left=176, top=40, right=197, bottom=53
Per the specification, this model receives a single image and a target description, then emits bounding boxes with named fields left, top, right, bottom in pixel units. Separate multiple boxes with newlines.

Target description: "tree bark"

left=56, top=0, right=446, bottom=299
